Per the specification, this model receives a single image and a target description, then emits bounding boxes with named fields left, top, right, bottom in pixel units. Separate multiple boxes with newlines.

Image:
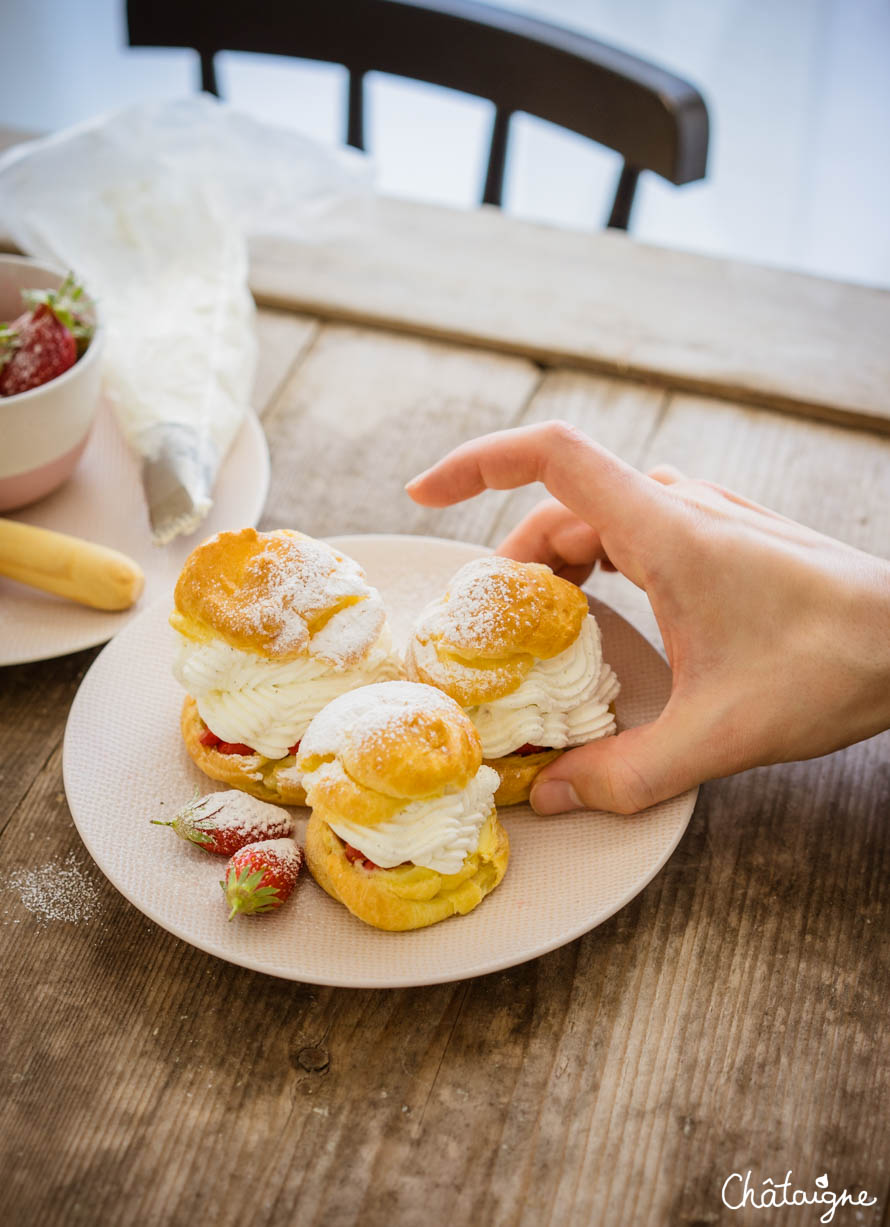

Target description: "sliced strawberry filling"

left=198, top=725, right=301, bottom=759
left=343, top=843, right=381, bottom=871
left=513, top=743, right=553, bottom=757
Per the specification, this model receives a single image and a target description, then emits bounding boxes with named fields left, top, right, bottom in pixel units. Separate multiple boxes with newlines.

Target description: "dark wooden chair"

left=126, top=0, right=709, bottom=230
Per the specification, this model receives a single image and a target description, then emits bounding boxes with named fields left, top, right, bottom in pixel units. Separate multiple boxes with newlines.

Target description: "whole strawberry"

left=0, top=273, right=95, bottom=397
left=152, top=790, right=294, bottom=857
left=222, top=839, right=303, bottom=920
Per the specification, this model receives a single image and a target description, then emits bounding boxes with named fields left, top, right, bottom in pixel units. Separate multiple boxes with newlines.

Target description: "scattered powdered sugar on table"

left=3, top=851, right=102, bottom=924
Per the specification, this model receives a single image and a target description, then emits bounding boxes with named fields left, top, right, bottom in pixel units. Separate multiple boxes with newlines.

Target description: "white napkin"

left=0, top=96, right=369, bottom=543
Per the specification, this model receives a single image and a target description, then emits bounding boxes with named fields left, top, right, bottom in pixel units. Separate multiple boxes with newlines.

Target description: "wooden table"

left=1, top=187, right=888, bottom=1227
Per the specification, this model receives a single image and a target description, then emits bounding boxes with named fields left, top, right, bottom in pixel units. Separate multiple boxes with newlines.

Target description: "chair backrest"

left=127, top=0, right=709, bottom=229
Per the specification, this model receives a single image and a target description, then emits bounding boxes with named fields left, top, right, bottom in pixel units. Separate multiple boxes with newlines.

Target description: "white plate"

left=0, top=401, right=269, bottom=665
left=63, top=534, right=697, bottom=988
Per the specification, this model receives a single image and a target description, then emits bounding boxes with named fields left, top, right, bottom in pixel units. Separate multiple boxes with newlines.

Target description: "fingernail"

left=530, top=780, right=582, bottom=815
left=404, top=468, right=430, bottom=491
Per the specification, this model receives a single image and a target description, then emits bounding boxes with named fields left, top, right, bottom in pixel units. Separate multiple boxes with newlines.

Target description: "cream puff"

left=170, top=528, right=401, bottom=805
left=405, top=556, right=620, bottom=805
left=298, top=680, right=508, bottom=930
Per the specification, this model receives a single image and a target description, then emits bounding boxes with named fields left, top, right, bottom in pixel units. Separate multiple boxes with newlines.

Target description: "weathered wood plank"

left=2, top=319, right=889, bottom=1227
left=0, top=649, right=97, bottom=839
left=248, top=198, right=890, bottom=432
left=5, top=121, right=888, bottom=432
left=260, top=322, right=542, bottom=544
left=2, top=734, right=886, bottom=1226
left=252, top=308, right=320, bottom=418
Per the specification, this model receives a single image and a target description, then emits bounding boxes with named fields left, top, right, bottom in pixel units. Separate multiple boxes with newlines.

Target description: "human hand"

left=406, top=422, right=890, bottom=814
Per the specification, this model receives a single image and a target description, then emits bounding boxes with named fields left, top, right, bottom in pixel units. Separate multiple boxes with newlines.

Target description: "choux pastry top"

left=298, top=680, right=500, bottom=874
left=170, top=528, right=401, bottom=763
left=405, top=556, right=619, bottom=759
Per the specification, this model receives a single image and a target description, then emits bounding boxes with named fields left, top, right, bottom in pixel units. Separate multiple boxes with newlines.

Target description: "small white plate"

left=0, top=401, right=269, bottom=665
left=62, top=534, right=697, bottom=988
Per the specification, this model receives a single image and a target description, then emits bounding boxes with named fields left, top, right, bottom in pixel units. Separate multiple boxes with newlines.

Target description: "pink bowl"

left=0, top=255, right=104, bottom=512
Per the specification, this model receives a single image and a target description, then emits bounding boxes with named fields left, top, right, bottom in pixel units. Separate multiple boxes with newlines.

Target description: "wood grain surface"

left=3, top=121, right=889, bottom=432
left=1, top=307, right=888, bottom=1227
left=248, top=199, right=890, bottom=433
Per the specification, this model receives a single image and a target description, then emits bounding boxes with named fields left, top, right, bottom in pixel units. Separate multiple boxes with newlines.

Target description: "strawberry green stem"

left=221, top=867, right=282, bottom=920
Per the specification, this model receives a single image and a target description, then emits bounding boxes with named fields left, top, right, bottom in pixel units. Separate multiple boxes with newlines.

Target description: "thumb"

left=529, top=713, right=704, bottom=815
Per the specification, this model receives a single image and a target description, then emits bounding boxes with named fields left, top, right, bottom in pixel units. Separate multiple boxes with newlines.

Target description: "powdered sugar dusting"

left=186, top=790, right=295, bottom=837
left=182, top=530, right=389, bottom=668
left=299, top=680, right=466, bottom=763
left=309, top=590, right=387, bottom=668
left=405, top=556, right=586, bottom=703
left=231, top=837, right=304, bottom=876
left=236, top=536, right=385, bottom=665
left=433, top=556, right=533, bottom=650
left=3, top=852, right=102, bottom=924
left=406, top=627, right=518, bottom=698
left=320, top=539, right=488, bottom=652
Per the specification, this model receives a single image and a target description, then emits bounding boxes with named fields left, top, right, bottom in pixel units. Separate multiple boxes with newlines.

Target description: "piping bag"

left=0, top=97, right=369, bottom=544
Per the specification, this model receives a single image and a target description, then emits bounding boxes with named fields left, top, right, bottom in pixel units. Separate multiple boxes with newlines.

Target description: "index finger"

left=406, top=421, right=656, bottom=528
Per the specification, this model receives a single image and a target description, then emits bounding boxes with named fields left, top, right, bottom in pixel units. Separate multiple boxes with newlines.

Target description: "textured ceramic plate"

left=63, top=534, right=696, bottom=988
left=0, top=401, right=269, bottom=665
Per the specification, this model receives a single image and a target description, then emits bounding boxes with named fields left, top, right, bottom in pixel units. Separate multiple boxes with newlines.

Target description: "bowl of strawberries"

left=0, top=254, right=104, bottom=512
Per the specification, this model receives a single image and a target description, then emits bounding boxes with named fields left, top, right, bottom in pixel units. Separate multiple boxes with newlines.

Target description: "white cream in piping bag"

left=469, top=615, right=620, bottom=758
left=173, top=626, right=401, bottom=759
left=304, top=760, right=500, bottom=875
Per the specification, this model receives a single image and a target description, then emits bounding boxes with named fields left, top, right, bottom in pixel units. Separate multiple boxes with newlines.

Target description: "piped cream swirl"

left=173, top=625, right=401, bottom=759
left=304, top=761, right=500, bottom=874
left=470, top=615, right=620, bottom=758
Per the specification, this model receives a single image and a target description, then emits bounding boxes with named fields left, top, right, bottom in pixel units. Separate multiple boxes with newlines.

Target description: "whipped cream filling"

left=470, top=615, right=620, bottom=758
left=173, top=625, right=400, bottom=760
left=307, top=763, right=500, bottom=875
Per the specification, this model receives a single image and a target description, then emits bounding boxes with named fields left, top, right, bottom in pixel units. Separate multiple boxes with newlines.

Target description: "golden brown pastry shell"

left=172, top=526, right=383, bottom=667
left=486, top=749, right=565, bottom=806
left=180, top=695, right=307, bottom=807
left=305, top=809, right=509, bottom=931
left=300, top=688, right=483, bottom=832
left=405, top=558, right=589, bottom=707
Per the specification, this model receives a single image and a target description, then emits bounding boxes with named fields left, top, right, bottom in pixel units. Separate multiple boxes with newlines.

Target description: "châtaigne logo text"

left=721, top=1170, right=877, bottom=1223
